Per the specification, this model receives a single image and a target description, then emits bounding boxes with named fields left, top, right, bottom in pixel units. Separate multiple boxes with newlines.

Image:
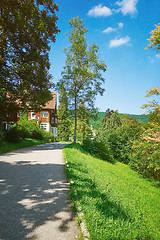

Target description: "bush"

left=4, top=120, right=55, bottom=143
left=98, top=116, right=142, bottom=163
left=16, top=120, right=41, bottom=139
left=4, top=126, right=20, bottom=143
left=15, top=120, right=54, bottom=142
left=130, top=139, right=160, bottom=180
left=41, top=130, right=55, bottom=142
left=82, top=139, right=114, bottom=163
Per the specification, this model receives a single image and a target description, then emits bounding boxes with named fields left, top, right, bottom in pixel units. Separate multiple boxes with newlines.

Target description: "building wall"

left=3, top=112, right=20, bottom=123
left=28, top=110, right=58, bottom=137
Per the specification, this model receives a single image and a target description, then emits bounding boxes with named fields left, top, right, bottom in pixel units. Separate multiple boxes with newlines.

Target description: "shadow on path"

left=0, top=143, right=79, bottom=240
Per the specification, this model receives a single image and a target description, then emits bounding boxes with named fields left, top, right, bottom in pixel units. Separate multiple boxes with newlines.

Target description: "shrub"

left=16, top=120, right=41, bottom=139
left=98, top=115, right=142, bottom=163
left=15, top=120, right=54, bottom=142
left=4, top=120, right=55, bottom=143
left=41, top=130, right=55, bottom=142
left=130, top=139, right=160, bottom=180
left=82, top=139, right=114, bottom=163
left=4, top=125, right=20, bottom=143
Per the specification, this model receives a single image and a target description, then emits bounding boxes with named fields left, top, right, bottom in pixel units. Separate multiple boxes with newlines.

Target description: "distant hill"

left=90, top=112, right=149, bottom=130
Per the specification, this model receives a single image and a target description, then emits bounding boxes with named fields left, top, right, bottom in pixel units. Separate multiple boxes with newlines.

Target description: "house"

left=3, top=113, right=20, bottom=131
left=28, top=92, right=58, bottom=138
left=2, top=92, right=58, bottom=138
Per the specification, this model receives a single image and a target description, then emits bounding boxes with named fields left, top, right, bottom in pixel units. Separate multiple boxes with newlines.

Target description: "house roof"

left=42, top=92, right=56, bottom=110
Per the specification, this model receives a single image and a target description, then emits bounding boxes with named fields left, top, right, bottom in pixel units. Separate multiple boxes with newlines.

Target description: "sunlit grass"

left=64, top=143, right=160, bottom=240
left=0, top=138, right=47, bottom=154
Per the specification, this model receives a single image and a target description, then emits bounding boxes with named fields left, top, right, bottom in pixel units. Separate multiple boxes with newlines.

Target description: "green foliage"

left=0, top=0, right=59, bottom=124
left=90, top=112, right=149, bottom=130
left=98, top=111, right=142, bottom=163
left=130, top=140, right=160, bottom=180
left=64, top=144, right=160, bottom=240
left=5, top=120, right=55, bottom=143
left=4, top=127, right=20, bottom=143
left=101, top=110, right=122, bottom=131
left=58, top=17, right=107, bottom=143
left=142, top=87, right=160, bottom=113
left=57, top=81, right=71, bottom=141
left=146, top=23, right=160, bottom=53
left=76, top=103, right=92, bottom=142
left=82, top=139, right=114, bottom=163
left=149, top=109, right=160, bottom=124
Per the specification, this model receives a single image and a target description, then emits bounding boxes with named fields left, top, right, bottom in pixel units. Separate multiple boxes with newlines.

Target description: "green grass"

left=64, top=143, right=160, bottom=240
left=0, top=138, right=48, bottom=154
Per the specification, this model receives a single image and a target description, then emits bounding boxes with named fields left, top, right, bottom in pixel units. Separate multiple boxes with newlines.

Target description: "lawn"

left=64, top=144, right=160, bottom=240
left=0, top=138, right=47, bottom=154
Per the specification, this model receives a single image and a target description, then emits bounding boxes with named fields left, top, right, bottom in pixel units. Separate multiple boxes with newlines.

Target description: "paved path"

left=0, top=142, right=80, bottom=240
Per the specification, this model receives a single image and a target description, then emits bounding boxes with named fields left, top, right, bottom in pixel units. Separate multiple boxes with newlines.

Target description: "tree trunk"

left=0, top=113, right=4, bottom=141
left=74, top=86, right=77, bottom=144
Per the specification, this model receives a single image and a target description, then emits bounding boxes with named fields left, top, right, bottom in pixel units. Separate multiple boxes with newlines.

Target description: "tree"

left=143, top=24, right=160, bottom=118
left=146, top=23, right=160, bottom=54
left=76, top=102, right=92, bottom=143
left=142, top=87, right=160, bottom=112
left=0, top=0, right=59, bottom=129
left=58, top=17, right=107, bottom=143
left=57, top=81, right=70, bottom=141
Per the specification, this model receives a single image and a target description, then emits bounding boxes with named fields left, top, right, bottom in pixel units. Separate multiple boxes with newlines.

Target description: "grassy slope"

left=0, top=139, right=47, bottom=154
left=64, top=144, right=160, bottom=240
left=90, top=112, right=149, bottom=130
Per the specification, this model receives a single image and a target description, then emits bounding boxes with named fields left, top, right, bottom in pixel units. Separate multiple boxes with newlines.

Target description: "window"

left=51, top=128, right=54, bottom=134
left=6, top=124, right=10, bottom=130
left=55, top=118, right=57, bottom=124
left=41, top=124, right=47, bottom=131
left=41, top=112, right=48, bottom=118
left=55, top=128, right=57, bottom=136
left=31, top=112, right=36, bottom=119
left=51, top=117, right=54, bottom=124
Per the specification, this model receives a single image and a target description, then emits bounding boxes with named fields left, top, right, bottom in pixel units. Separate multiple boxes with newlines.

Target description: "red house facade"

left=28, top=92, right=58, bottom=137
left=2, top=92, right=58, bottom=138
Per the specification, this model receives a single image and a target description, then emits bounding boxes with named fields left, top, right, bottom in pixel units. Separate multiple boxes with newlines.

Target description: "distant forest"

left=90, top=112, right=149, bottom=130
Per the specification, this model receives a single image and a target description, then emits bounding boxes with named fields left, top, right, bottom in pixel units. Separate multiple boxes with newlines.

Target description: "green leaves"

left=58, top=17, right=107, bottom=142
left=146, top=23, right=160, bottom=52
left=0, top=0, right=59, bottom=115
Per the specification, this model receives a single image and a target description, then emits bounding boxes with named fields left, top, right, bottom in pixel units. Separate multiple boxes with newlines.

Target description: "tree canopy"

left=146, top=23, right=160, bottom=54
left=143, top=24, right=160, bottom=113
left=0, top=0, right=59, bottom=117
left=57, top=17, right=107, bottom=143
left=57, top=81, right=70, bottom=141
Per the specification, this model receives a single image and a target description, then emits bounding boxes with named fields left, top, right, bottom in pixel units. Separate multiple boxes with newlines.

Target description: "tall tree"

left=143, top=24, right=160, bottom=113
left=146, top=23, right=160, bottom=54
left=58, top=17, right=107, bottom=143
left=0, top=0, right=59, bottom=129
left=76, top=102, right=92, bottom=143
left=57, top=81, right=70, bottom=141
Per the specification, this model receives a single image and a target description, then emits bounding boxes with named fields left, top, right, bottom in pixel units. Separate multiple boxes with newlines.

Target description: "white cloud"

left=103, top=22, right=124, bottom=34
left=103, top=27, right=117, bottom=33
left=115, top=0, right=138, bottom=16
left=156, top=54, right=160, bottom=59
left=88, top=4, right=113, bottom=17
left=118, top=22, right=124, bottom=28
left=109, top=36, right=130, bottom=48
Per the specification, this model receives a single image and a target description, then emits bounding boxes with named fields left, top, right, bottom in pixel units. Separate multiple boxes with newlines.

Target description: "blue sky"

left=49, top=0, right=160, bottom=114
